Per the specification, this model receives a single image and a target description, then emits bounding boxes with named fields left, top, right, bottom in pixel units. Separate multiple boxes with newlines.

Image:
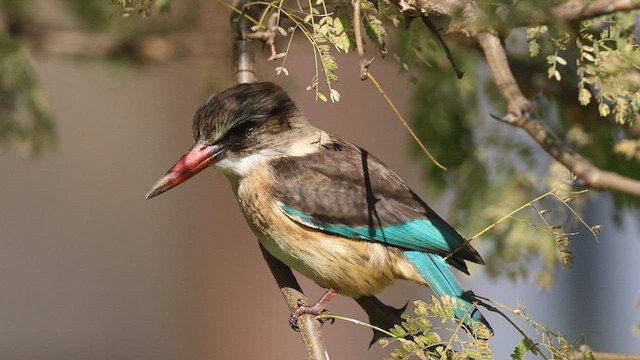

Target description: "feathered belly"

left=233, top=166, right=424, bottom=297
left=239, top=196, right=418, bottom=296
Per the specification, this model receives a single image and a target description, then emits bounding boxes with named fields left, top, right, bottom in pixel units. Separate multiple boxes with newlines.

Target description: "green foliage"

left=510, top=337, right=537, bottom=359
left=563, top=120, right=640, bottom=209
left=575, top=15, right=640, bottom=124
left=219, top=0, right=394, bottom=101
left=0, top=31, right=55, bottom=155
left=218, top=0, right=345, bottom=102
left=63, top=0, right=115, bottom=29
left=470, top=181, right=598, bottom=289
left=399, top=19, right=480, bottom=193
left=111, top=0, right=169, bottom=15
left=71, top=0, right=173, bottom=29
left=361, top=0, right=387, bottom=56
left=377, top=297, right=492, bottom=360
left=395, top=16, right=600, bottom=287
left=0, top=0, right=33, bottom=21
left=525, top=14, right=640, bottom=124
left=479, top=296, right=597, bottom=360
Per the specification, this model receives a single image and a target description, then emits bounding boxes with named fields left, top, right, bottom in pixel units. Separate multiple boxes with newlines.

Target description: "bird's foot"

left=288, top=289, right=338, bottom=331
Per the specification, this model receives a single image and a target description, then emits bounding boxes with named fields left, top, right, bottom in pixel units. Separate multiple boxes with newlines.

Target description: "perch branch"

left=231, top=3, right=327, bottom=359
left=231, top=1, right=258, bottom=84
left=260, top=245, right=329, bottom=360
left=229, top=7, right=409, bottom=356
left=477, top=31, right=640, bottom=197
left=352, top=0, right=371, bottom=80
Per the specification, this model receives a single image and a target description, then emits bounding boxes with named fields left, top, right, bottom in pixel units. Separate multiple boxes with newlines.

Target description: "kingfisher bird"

left=146, top=82, right=492, bottom=336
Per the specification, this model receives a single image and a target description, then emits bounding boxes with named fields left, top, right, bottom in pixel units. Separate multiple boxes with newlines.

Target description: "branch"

left=229, top=3, right=328, bottom=358
left=402, top=0, right=640, bottom=25
left=422, top=16, right=464, bottom=79
left=477, top=31, right=640, bottom=197
left=352, top=0, right=371, bottom=80
left=259, top=245, right=329, bottom=360
left=231, top=1, right=258, bottom=84
left=573, top=344, right=640, bottom=360
left=552, top=0, right=640, bottom=21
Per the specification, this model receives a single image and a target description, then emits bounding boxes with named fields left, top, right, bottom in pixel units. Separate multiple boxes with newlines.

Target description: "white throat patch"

left=214, top=151, right=274, bottom=178
left=213, top=129, right=327, bottom=178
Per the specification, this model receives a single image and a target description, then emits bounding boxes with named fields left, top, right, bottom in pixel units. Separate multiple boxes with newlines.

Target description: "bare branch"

left=476, top=32, right=535, bottom=118
left=260, top=245, right=329, bottom=360
left=402, top=0, right=640, bottom=25
left=477, top=31, right=640, bottom=197
left=231, top=0, right=258, bottom=84
left=352, top=0, right=372, bottom=80
left=573, top=344, right=640, bottom=360
left=231, top=4, right=328, bottom=359
left=552, top=0, right=640, bottom=21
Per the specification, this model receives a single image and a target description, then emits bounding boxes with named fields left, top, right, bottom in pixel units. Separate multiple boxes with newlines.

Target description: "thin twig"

left=422, top=16, right=464, bottom=79
left=368, top=73, right=447, bottom=170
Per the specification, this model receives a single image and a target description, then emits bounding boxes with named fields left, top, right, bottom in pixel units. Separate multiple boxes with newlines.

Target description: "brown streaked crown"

left=192, top=82, right=301, bottom=154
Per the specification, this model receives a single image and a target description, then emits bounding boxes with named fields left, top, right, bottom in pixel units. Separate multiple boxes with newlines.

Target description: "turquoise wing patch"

left=280, top=202, right=466, bottom=254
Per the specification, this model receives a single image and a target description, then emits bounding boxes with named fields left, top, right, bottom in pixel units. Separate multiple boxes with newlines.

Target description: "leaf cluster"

left=111, top=0, right=171, bottom=16
left=0, top=31, right=54, bottom=155
left=378, top=297, right=492, bottom=360
left=478, top=297, right=595, bottom=360
left=527, top=14, right=640, bottom=125
left=220, top=0, right=390, bottom=102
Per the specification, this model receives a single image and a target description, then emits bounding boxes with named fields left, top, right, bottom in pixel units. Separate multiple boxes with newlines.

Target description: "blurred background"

left=1, top=1, right=639, bottom=359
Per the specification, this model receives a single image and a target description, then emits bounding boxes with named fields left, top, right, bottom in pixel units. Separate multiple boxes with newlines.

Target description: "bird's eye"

left=227, top=121, right=254, bottom=139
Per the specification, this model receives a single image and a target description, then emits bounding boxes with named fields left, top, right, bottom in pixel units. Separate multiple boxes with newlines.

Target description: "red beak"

left=146, top=141, right=223, bottom=199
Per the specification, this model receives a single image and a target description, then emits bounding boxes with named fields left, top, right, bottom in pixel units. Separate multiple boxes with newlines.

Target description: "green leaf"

left=511, top=337, right=536, bottom=359
left=363, top=12, right=387, bottom=56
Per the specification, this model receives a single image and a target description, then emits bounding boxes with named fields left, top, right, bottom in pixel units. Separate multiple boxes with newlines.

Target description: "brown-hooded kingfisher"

left=146, top=82, right=492, bottom=335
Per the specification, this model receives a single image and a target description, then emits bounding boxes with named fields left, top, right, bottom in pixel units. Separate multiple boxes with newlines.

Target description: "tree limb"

left=229, top=7, right=409, bottom=358
left=352, top=0, right=372, bottom=80
left=259, top=245, right=329, bottom=360
left=552, top=0, right=640, bottom=21
left=231, top=1, right=258, bottom=84
left=477, top=31, right=640, bottom=197
left=573, top=344, right=640, bottom=360
left=230, top=3, right=327, bottom=359
left=403, top=0, right=640, bottom=24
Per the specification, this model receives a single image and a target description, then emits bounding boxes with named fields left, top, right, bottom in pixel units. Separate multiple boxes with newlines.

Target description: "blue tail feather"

left=404, top=251, right=492, bottom=335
